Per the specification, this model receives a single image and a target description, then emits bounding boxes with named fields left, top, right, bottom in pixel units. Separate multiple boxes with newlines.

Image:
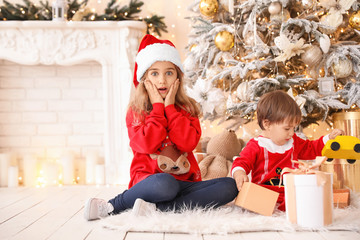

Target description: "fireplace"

left=0, top=21, right=145, bottom=185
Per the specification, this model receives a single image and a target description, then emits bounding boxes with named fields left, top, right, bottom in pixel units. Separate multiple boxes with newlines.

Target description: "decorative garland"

left=0, top=0, right=167, bottom=36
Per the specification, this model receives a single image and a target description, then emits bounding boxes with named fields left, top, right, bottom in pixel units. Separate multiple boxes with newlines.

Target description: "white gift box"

left=284, top=172, right=333, bottom=228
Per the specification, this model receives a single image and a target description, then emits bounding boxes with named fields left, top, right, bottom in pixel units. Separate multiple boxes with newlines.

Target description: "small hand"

left=329, top=128, right=345, bottom=140
left=165, top=79, right=180, bottom=107
left=233, top=170, right=249, bottom=192
left=144, top=80, right=163, bottom=104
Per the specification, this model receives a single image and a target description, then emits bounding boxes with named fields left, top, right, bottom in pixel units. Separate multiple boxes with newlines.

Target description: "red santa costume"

left=231, top=133, right=330, bottom=210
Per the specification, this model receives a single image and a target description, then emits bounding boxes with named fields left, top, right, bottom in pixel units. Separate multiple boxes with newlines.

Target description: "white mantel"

left=0, top=21, right=146, bottom=184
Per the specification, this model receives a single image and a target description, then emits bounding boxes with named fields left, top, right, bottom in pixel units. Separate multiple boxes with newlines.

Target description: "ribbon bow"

left=280, top=156, right=328, bottom=186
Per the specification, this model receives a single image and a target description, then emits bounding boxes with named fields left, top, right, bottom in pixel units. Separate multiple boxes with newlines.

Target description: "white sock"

left=107, top=203, right=114, bottom=213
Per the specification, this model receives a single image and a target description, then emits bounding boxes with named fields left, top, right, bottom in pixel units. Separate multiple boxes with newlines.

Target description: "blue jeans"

left=108, top=173, right=238, bottom=214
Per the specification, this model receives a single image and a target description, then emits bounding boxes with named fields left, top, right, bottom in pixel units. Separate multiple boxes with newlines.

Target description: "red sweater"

left=126, top=103, right=202, bottom=189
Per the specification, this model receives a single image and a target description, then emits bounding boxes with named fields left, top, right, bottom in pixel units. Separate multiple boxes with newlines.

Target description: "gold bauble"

left=349, top=11, right=360, bottom=31
left=199, top=0, right=219, bottom=18
left=214, top=31, right=234, bottom=51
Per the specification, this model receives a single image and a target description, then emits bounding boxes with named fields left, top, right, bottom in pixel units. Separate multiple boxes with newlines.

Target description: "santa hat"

left=133, top=34, right=184, bottom=87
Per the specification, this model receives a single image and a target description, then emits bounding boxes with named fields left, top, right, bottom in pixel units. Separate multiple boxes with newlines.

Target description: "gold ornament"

left=349, top=11, right=360, bottom=31
left=332, top=58, right=353, bottom=78
left=214, top=31, right=234, bottom=51
left=199, top=0, right=219, bottom=18
left=301, top=45, right=323, bottom=66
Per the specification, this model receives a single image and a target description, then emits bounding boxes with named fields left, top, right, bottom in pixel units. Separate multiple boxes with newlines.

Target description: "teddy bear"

left=198, top=129, right=243, bottom=180
left=150, top=145, right=190, bottom=175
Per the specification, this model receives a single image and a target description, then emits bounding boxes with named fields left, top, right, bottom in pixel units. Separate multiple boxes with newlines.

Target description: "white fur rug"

left=101, top=192, right=360, bottom=235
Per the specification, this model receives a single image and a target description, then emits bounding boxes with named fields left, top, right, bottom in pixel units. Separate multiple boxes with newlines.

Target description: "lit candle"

left=23, top=154, right=38, bottom=187
left=61, top=153, right=74, bottom=185
left=86, top=152, right=98, bottom=184
left=0, top=153, right=11, bottom=187
left=8, top=166, right=19, bottom=187
left=95, top=164, right=105, bottom=185
left=43, top=162, right=59, bottom=186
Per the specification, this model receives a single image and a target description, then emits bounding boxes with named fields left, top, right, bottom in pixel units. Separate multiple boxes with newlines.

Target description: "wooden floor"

left=0, top=186, right=359, bottom=240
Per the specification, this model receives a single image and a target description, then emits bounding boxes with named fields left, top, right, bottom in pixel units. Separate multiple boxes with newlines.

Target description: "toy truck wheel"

left=347, top=159, right=356, bottom=164
left=326, top=158, right=333, bottom=162
left=354, top=144, right=360, bottom=153
left=330, top=142, right=340, bottom=151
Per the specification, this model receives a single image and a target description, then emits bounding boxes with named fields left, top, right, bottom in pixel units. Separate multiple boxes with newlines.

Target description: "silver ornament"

left=332, top=58, right=353, bottom=78
left=301, top=45, right=323, bottom=66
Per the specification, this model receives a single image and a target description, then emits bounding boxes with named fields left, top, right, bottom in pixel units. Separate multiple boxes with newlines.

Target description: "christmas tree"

left=184, top=0, right=360, bottom=131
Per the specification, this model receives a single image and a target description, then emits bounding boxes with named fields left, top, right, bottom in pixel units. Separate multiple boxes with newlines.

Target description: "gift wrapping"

left=284, top=172, right=333, bottom=228
left=235, top=182, right=279, bottom=216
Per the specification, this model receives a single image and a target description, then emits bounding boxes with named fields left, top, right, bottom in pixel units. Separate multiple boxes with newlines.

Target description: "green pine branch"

left=0, top=0, right=167, bottom=36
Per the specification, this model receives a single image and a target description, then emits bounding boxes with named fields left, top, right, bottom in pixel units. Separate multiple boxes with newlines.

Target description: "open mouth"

left=158, top=87, right=167, bottom=93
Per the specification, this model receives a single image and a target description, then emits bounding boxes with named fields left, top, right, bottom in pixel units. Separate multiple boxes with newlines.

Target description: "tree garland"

left=0, top=0, right=167, bottom=36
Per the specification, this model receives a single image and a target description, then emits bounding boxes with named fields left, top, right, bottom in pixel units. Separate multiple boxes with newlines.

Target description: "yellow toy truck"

left=322, top=135, right=360, bottom=164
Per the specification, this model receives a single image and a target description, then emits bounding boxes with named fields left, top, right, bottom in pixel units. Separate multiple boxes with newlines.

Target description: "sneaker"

left=84, top=198, right=114, bottom=221
left=132, top=198, right=156, bottom=217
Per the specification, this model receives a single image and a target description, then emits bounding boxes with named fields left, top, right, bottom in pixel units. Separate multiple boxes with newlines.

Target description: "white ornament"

left=268, top=2, right=282, bottom=15
left=319, top=0, right=356, bottom=29
left=274, top=34, right=310, bottom=62
left=318, top=77, right=335, bottom=95
left=186, top=78, right=225, bottom=115
left=302, top=0, right=314, bottom=9
left=319, top=34, right=331, bottom=53
left=301, top=45, right=323, bottom=66
left=332, top=58, right=353, bottom=78
left=236, top=82, right=251, bottom=102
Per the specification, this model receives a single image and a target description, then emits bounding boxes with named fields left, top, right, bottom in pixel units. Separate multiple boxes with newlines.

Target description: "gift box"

left=333, top=189, right=350, bottom=208
left=234, top=182, right=279, bottom=216
left=284, top=172, right=333, bottom=228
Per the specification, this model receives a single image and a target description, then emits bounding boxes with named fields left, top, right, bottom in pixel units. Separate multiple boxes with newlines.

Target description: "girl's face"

left=146, top=61, right=178, bottom=99
left=262, top=119, right=298, bottom=146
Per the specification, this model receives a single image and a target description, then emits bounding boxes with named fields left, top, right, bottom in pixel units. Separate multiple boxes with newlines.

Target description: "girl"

left=84, top=34, right=238, bottom=220
left=232, top=90, right=344, bottom=211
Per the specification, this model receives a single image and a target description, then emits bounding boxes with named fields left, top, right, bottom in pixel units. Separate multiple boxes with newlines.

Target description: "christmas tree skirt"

left=100, top=192, right=360, bottom=234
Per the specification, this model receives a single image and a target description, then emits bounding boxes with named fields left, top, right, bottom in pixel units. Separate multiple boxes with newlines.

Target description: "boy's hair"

left=129, top=64, right=200, bottom=121
left=256, top=90, right=301, bottom=130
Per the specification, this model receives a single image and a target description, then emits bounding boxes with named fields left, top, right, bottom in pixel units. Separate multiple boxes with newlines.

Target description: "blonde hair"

left=128, top=64, right=200, bottom=122
left=257, top=90, right=301, bottom=130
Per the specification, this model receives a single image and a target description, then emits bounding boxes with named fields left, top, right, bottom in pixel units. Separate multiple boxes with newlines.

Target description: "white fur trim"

left=231, top=166, right=246, bottom=178
left=323, top=134, right=330, bottom=144
left=135, top=43, right=184, bottom=82
left=256, top=136, right=293, bottom=154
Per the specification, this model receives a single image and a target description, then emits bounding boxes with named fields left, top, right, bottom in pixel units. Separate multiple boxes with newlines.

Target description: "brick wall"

left=0, top=60, right=104, bottom=163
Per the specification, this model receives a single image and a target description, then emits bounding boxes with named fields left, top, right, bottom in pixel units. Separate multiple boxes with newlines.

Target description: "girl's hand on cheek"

left=144, top=80, right=163, bottom=104
left=165, top=79, right=179, bottom=107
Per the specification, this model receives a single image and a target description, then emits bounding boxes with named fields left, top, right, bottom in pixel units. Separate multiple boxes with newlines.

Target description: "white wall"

left=0, top=60, right=104, bottom=163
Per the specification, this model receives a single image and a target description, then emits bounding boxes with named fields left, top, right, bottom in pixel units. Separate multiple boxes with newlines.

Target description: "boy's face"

left=262, top=120, right=298, bottom=146
left=146, top=61, right=178, bottom=99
